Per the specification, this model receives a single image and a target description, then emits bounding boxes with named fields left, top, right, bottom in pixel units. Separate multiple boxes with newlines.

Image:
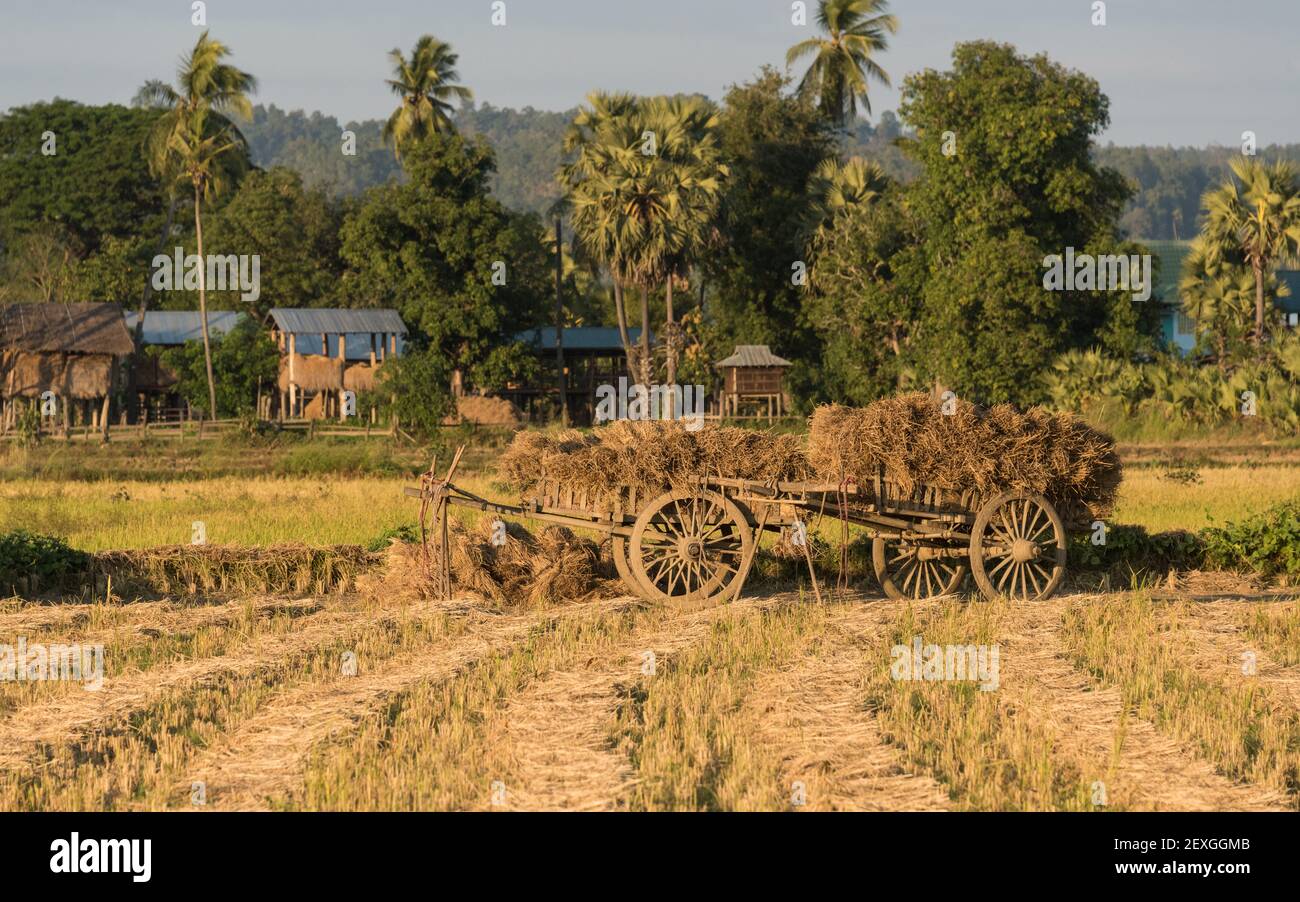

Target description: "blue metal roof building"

left=124, top=310, right=245, bottom=346
left=269, top=308, right=407, bottom=361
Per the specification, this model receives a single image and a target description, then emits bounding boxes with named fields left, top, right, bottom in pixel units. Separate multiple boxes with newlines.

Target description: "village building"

left=1147, top=241, right=1300, bottom=354
left=269, top=308, right=406, bottom=419
left=716, top=344, right=792, bottom=419
left=507, top=326, right=648, bottom=424
left=0, top=302, right=135, bottom=437
left=124, top=310, right=245, bottom=421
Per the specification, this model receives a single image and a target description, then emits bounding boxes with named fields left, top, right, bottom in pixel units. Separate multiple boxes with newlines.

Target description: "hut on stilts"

left=269, top=308, right=406, bottom=420
left=0, top=302, right=134, bottom=438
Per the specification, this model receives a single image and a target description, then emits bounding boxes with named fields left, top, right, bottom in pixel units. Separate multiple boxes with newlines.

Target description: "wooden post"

left=288, top=333, right=298, bottom=416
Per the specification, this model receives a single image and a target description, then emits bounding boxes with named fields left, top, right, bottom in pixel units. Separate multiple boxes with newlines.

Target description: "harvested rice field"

left=4, top=418, right=1299, bottom=811
left=1, top=579, right=1297, bottom=811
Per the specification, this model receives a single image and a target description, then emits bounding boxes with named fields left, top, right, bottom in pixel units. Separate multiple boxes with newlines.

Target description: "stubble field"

left=1, top=453, right=1298, bottom=811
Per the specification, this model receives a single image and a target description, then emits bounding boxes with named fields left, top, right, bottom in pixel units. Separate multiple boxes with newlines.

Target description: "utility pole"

left=555, top=216, right=568, bottom=426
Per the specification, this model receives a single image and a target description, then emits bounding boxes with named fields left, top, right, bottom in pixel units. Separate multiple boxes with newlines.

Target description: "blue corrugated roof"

left=514, top=326, right=648, bottom=351
left=124, top=310, right=244, bottom=345
left=270, top=308, right=407, bottom=335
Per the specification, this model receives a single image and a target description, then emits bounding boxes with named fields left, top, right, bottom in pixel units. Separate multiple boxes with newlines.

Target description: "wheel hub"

left=678, top=537, right=705, bottom=562
left=1011, top=538, right=1039, bottom=563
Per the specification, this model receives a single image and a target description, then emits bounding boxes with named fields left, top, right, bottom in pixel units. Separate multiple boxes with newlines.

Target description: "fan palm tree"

left=1202, top=158, right=1300, bottom=345
left=802, top=155, right=890, bottom=244
left=140, top=32, right=256, bottom=415
left=786, top=0, right=898, bottom=127
left=383, top=35, right=473, bottom=160
left=560, top=93, right=726, bottom=391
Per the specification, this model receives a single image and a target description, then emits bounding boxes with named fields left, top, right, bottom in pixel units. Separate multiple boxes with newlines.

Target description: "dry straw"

left=93, top=544, right=375, bottom=597
left=443, top=519, right=615, bottom=607
left=499, top=419, right=810, bottom=506
left=806, top=393, right=1122, bottom=520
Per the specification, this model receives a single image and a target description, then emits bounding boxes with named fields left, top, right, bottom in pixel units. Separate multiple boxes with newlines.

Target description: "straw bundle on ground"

left=498, top=419, right=810, bottom=507
left=444, top=518, right=613, bottom=606
left=278, top=354, right=343, bottom=391
left=93, top=544, right=376, bottom=597
left=806, top=393, right=1122, bottom=520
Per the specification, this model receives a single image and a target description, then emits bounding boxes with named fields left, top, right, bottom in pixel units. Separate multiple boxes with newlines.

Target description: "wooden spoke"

left=630, top=490, right=755, bottom=609
left=873, top=537, right=967, bottom=600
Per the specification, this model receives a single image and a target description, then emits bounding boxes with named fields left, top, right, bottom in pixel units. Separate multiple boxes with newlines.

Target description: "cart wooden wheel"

left=629, top=489, right=754, bottom=609
left=872, top=538, right=967, bottom=600
left=968, top=491, right=1067, bottom=601
left=611, top=536, right=644, bottom=597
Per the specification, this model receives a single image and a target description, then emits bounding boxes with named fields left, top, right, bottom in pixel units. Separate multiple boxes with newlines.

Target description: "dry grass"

left=92, top=544, right=374, bottom=598
left=291, top=598, right=645, bottom=810
left=1061, top=594, right=1300, bottom=808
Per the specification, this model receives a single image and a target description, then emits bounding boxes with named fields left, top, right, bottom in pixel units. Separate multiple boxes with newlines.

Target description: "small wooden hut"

left=269, top=308, right=406, bottom=419
left=0, top=302, right=134, bottom=437
left=715, top=344, right=792, bottom=419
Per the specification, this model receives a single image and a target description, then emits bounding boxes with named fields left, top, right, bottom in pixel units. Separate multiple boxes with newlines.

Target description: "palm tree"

left=383, top=35, right=473, bottom=160
left=786, top=0, right=898, bottom=127
left=141, top=32, right=256, bottom=416
left=560, top=93, right=726, bottom=392
left=1202, top=158, right=1300, bottom=346
left=802, top=155, right=890, bottom=244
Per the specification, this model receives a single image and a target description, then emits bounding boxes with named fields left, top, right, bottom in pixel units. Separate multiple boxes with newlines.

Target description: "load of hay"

left=498, top=419, right=810, bottom=507
left=806, top=393, right=1122, bottom=521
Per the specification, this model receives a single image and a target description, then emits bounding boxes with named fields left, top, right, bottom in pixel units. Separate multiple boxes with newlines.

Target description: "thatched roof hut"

left=0, top=303, right=133, bottom=400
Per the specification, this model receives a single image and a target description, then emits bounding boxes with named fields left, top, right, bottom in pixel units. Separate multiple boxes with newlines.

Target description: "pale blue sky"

left=1, top=0, right=1296, bottom=146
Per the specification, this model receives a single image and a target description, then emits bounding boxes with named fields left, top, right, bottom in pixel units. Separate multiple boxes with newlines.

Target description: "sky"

left=1, top=0, right=1297, bottom=147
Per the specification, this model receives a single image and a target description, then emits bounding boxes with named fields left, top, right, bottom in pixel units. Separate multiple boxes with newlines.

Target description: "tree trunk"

left=1254, top=261, right=1266, bottom=346
left=664, top=276, right=676, bottom=388
left=194, top=187, right=218, bottom=416
left=639, top=286, right=652, bottom=387
left=554, top=217, right=568, bottom=425
left=613, top=280, right=637, bottom=382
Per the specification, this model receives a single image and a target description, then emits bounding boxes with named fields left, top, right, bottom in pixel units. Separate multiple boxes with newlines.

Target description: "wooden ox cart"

left=406, top=447, right=1071, bottom=608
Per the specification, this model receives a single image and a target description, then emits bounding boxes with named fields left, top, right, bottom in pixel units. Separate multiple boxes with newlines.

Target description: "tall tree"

left=140, top=31, right=256, bottom=415
left=705, top=68, right=835, bottom=405
left=1202, top=158, right=1300, bottom=345
left=560, top=93, right=726, bottom=391
left=786, top=0, right=898, bottom=127
left=382, top=35, right=472, bottom=160
left=340, top=132, right=550, bottom=392
left=899, top=41, right=1139, bottom=403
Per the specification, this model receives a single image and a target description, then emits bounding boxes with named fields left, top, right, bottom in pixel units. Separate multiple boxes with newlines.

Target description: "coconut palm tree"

left=383, top=35, right=473, bottom=160
left=1202, top=158, right=1300, bottom=346
left=786, top=0, right=898, bottom=127
left=140, top=32, right=256, bottom=416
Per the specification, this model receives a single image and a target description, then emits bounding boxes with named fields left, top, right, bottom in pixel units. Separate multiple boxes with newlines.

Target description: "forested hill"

left=242, top=103, right=1300, bottom=240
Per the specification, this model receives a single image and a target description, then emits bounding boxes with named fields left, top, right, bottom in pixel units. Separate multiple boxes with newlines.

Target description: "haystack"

left=278, top=354, right=343, bottom=391
left=343, top=363, right=379, bottom=393
left=457, top=394, right=522, bottom=426
left=446, top=518, right=612, bottom=606
left=498, top=419, right=810, bottom=507
left=806, top=393, right=1122, bottom=520
left=58, top=354, right=114, bottom=400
